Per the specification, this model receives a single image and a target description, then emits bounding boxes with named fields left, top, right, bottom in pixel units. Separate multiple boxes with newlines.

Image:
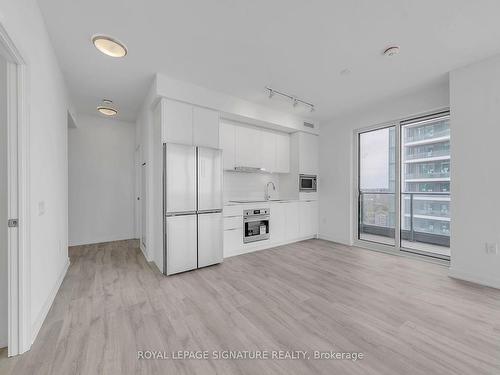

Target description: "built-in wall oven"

left=299, top=174, right=317, bottom=192
left=243, top=208, right=270, bottom=243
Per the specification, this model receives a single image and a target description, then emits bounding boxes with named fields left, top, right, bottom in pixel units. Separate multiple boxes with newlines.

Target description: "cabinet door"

left=299, top=201, right=312, bottom=237
left=310, top=200, right=319, bottom=237
left=298, top=132, right=319, bottom=175
left=285, top=202, right=300, bottom=241
left=163, top=99, right=193, bottom=145
left=223, top=228, right=243, bottom=257
left=270, top=202, right=286, bottom=244
left=260, top=131, right=276, bottom=172
left=193, top=106, right=219, bottom=148
left=166, top=215, right=198, bottom=275
left=219, top=122, right=235, bottom=170
left=198, top=212, right=223, bottom=267
left=275, top=132, right=290, bottom=173
left=235, top=126, right=261, bottom=168
left=299, top=201, right=318, bottom=238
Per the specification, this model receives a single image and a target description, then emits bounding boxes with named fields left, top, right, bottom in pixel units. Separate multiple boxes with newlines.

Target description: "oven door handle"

left=244, top=215, right=270, bottom=222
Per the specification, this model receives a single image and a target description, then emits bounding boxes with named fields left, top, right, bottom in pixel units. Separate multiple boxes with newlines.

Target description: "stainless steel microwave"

left=299, top=174, right=317, bottom=192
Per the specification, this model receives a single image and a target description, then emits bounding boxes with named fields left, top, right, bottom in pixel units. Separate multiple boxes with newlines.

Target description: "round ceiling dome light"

left=383, top=46, right=400, bottom=57
left=92, top=35, right=128, bottom=57
left=97, top=106, right=118, bottom=116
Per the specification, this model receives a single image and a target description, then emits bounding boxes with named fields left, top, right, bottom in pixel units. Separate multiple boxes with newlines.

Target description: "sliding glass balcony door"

left=358, top=126, right=396, bottom=246
left=400, top=114, right=451, bottom=258
left=356, top=111, right=451, bottom=260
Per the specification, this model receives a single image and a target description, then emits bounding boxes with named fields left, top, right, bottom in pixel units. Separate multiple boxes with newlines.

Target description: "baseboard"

left=68, top=234, right=136, bottom=247
left=31, top=258, right=70, bottom=344
left=449, top=267, right=500, bottom=289
left=318, top=234, right=352, bottom=246
left=224, top=235, right=317, bottom=259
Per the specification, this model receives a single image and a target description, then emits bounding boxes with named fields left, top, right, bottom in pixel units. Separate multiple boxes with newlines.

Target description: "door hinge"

left=8, top=219, right=18, bottom=228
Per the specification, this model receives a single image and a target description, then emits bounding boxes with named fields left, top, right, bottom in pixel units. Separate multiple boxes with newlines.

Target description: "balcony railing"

left=404, top=128, right=450, bottom=143
left=359, top=192, right=450, bottom=247
left=404, top=172, right=450, bottom=179
left=404, top=148, right=450, bottom=160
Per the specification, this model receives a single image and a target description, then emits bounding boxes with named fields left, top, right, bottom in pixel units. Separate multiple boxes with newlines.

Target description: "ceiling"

left=38, top=0, right=500, bottom=123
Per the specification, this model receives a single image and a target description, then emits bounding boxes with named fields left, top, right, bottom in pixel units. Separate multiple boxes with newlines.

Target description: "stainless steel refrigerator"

left=163, top=143, right=223, bottom=275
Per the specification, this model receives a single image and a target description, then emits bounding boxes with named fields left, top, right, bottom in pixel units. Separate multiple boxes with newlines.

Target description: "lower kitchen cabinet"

left=285, top=201, right=300, bottom=240
left=223, top=228, right=243, bottom=257
left=270, top=202, right=286, bottom=243
left=299, top=200, right=319, bottom=238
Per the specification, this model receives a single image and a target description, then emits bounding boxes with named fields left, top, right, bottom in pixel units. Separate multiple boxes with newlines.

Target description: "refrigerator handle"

left=197, top=209, right=223, bottom=214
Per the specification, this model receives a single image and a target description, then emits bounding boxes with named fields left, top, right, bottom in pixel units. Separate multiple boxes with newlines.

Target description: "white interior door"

left=165, top=143, right=196, bottom=214
left=165, top=214, right=197, bottom=275
left=198, top=212, right=223, bottom=268
left=197, top=147, right=222, bottom=212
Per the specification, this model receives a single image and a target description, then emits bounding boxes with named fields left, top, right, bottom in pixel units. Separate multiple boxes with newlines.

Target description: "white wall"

left=0, top=0, right=71, bottom=348
left=68, top=114, right=136, bottom=246
left=0, top=56, right=7, bottom=348
left=449, top=55, right=500, bottom=288
left=319, top=80, right=450, bottom=245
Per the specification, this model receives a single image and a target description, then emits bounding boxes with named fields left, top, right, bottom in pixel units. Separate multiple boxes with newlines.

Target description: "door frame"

left=0, top=22, right=31, bottom=356
left=352, top=108, right=451, bottom=264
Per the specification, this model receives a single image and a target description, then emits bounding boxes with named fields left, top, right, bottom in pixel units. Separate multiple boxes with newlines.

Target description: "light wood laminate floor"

left=1, top=239, right=499, bottom=375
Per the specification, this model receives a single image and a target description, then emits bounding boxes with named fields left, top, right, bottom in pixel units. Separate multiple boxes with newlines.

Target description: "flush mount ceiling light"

left=97, top=100, right=118, bottom=116
left=92, top=35, right=128, bottom=57
left=383, top=46, right=400, bottom=57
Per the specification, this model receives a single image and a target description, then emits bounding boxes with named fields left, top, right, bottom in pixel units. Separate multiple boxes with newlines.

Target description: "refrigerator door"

left=197, top=147, right=223, bottom=212
left=198, top=212, right=223, bottom=268
left=165, top=214, right=198, bottom=275
left=165, top=143, right=197, bottom=214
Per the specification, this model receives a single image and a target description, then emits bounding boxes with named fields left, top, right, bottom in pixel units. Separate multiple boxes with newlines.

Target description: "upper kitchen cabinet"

left=219, top=121, right=236, bottom=170
left=260, top=130, right=276, bottom=172
left=275, top=132, right=290, bottom=173
left=161, top=98, right=220, bottom=148
left=162, top=99, right=193, bottom=145
left=235, top=125, right=261, bottom=169
left=220, top=119, right=291, bottom=173
left=193, top=106, right=219, bottom=148
left=298, top=132, right=319, bottom=175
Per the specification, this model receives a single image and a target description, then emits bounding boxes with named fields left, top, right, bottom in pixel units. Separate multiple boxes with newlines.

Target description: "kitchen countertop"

left=224, top=199, right=303, bottom=206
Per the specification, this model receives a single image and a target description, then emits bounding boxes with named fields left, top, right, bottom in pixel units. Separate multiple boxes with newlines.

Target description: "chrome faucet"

left=265, top=181, right=276, bottom=201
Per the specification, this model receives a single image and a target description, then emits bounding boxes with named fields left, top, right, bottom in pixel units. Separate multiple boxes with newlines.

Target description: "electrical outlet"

left=485, top=242, right=498, bottom=255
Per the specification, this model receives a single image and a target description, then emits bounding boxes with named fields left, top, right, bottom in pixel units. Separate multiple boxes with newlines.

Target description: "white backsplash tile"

left=224, top=171, right=280, bottom=202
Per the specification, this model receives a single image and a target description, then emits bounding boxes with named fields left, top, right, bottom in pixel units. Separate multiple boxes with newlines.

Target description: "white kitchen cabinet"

left=285, top=201, right=300, bottom=241
left=235, top=126, right=261, bottom=168
left=299, top=200, right=319, bottom=238
left=193, top=106, right=219, bottom=148
left=260, top=131, right=276, bottom=172
left=223, top=228, right=243, bottom=257
left=163, top=99, right=193, bottom=145
left=298, top=132, right=319, bottom=175
left=219, top=122, right=236, bottom=170
left=275, top=132, right=290, bottom=173
left=270, top=202, right=286, bottom=243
